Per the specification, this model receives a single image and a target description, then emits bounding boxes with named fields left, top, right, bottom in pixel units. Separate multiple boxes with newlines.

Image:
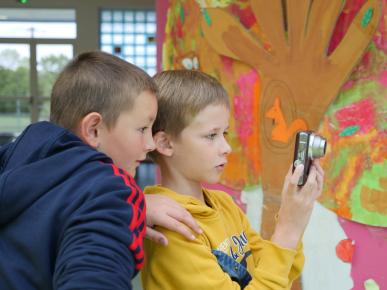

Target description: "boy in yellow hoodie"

left=142, top=70, right=324, bottom=289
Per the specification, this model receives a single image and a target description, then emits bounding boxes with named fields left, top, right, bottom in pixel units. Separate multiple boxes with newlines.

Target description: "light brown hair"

left=50, top=51, right=157, bottom=130
left=152, top=70, right=230, bottom=138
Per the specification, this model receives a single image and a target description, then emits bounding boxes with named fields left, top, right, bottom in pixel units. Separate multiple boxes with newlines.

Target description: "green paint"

left=202, top=8, right=212, bottom=26
left=340, top=125, right=360, bottom=137
left=331, top=148, right=351, bottom=179
left=369, top=42, right=377, bottom=50
left=177, top=38, right=184, bottom=50
left=350, top=161, right=387, bottom=226
left=361, top=8, right=373, bottom=28
left=175, top=2, right=181, bottom=14
left=191, top=39, right=196, bottom=50
left=326, top=82, right=379, bottom=116
left=243, top=185, right=262, bottom=192
left=169, top=55, right=174, bottom=67
left=180, top=6, right=185, bottom=23
left=364, top=279, right=380, bottom=290
left=360, top=164, right=384, bottom=188
left=199, top=26, right=204, bottom=37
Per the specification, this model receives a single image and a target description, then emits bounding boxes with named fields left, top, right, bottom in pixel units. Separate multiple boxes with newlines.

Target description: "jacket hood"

left=144, top=185, right=222, bottom=220
left=0, top=121, right=108, bottom=225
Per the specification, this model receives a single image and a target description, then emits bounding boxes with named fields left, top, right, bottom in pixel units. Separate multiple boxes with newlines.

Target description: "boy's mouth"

left=215, top=163, right=227, bottom=171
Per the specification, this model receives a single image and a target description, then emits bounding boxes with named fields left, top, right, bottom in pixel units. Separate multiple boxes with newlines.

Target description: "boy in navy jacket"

left=0, top=52, right=201, bottom=290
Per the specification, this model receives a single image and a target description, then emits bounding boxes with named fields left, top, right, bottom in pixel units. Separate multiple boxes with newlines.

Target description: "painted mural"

left=157, top=0, right=386, bottom=289
left=318, top=0, right=386, bottom=227
left=160, top=0, right=385, bottom=226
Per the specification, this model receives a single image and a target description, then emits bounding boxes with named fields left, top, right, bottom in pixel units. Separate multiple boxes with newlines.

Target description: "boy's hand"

left=145, top=194, right=203, bottom=246
left=272, top=160, right=324, bottom=249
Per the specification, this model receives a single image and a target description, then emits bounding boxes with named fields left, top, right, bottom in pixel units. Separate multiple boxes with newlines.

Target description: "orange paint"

left=245, top=77, right=261, bottom=173
left=336, top=206, right=353, bottom=220
left=336, top=239, right=355, bottom=263
left=360, top=178, right=387, bottom=215
left=223, top=152, right=249, bottom=190
left=334, top=154, right=361, bottom=218
left=265, top=97, right=307, bottom=144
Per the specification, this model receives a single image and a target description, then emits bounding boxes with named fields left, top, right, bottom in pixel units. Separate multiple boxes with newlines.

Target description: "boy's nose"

left=145, top=134, right=156, bottom=152
left=221, top=138, right=232, bottom=155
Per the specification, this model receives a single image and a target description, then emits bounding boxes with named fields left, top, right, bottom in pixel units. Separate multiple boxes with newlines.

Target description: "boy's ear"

left=153, top=131, right=174, bottom=157
left=77, top=112, right=104, bottom=148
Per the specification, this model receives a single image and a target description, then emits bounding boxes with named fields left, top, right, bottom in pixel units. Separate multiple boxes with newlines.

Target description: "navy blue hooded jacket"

left=0, top=122, right=146, bottom=290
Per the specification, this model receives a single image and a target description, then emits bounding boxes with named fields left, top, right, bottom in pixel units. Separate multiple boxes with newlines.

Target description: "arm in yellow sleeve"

left=238, top=207, right=305, bottom=289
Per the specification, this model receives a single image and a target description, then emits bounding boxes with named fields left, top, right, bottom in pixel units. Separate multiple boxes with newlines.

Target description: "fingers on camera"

left=305, top=166, right=318, bottom=189
left=290, top=164, right=304, bottom=184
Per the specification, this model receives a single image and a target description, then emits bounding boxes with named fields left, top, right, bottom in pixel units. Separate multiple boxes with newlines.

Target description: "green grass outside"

left=0, top=101, right=50, bottom=133
left=0, top=114, right=31, bottom=133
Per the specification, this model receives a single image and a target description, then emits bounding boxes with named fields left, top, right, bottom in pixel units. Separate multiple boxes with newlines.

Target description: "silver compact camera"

left=292, top=131, right=327, bottom=186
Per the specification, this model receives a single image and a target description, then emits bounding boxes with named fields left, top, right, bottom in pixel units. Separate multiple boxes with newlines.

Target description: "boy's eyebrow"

left=208, top=126, right=229, bottom=132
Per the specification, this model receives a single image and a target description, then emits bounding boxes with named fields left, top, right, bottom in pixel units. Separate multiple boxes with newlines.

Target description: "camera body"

left=292, top=131, right=327, bottom=186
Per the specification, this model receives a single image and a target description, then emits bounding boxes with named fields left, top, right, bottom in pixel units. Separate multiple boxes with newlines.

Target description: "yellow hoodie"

left=142, top=185, right=304, bottom=290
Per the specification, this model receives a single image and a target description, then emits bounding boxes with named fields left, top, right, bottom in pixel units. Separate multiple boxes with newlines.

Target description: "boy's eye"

left=206, top=133, right=217, bottom=140
left=138, top=127, right=148, bottom=133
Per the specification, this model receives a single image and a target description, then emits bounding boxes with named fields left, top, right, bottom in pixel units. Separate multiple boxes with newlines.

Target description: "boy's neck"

left=159, top=164, right=205, bottom=204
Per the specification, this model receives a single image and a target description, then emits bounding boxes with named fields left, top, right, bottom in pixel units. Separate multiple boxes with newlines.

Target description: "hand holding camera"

left=271, top=131, right=326, bottom=250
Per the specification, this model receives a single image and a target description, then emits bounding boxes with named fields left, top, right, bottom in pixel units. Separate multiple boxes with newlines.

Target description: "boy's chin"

left=121, top=165, right=136, bottom=177
left=129, top=168, right=137, bottom=177
left=203, top=176, right=221, bottom=185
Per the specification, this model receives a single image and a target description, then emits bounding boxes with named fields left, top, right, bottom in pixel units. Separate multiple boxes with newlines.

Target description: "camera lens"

left=309, top=134, right=327, bottom=159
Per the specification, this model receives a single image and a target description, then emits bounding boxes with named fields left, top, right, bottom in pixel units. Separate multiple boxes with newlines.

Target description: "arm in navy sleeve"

left=53, top=164, right=145, bottom=290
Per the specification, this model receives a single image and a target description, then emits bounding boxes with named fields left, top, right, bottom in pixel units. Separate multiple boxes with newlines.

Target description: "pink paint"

left=234, top=70, right=259, bottom=146
left=233, top=97, right=253, bottom=146
left=156, top=0, right=169, bottom=72
left=176, top=18, right=184, bottom=38
left=361, top=51, right=371, bottom=69
left=342, top=80, right=356, bottom=90
left=329, top=0, right=386, bottom=53
left=335, top=98, right=375, bottom=134
left=229, top=4, right=256, bottom=29
left=379, top=71, right=387, bottom=87
left=339, top=218, right=387, bottom=290
left=203, top=182, right=245, bottom=212
left=373, top=1, right=386, bottom=51
left=221, top=55, right=234, bottom=76
left=328, top=0, right=365, bottom=55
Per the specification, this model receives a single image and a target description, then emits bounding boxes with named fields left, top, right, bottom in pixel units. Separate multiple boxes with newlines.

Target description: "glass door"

left=36, top=44, right=73, bottom=121
left=0, top=43, right=30, bottom=133
left=0, top=8, right=76, bottom=141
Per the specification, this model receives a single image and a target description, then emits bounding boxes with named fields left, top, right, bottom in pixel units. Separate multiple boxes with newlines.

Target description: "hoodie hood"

left=0, top=121, right=109, bottom=225
left=144, top=185, right=222, bottom=220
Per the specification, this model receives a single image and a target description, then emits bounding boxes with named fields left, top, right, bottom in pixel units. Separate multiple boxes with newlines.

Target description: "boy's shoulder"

left=204, top=188, right=239, bottom=210
left=93, top=162, right=141, bottom=193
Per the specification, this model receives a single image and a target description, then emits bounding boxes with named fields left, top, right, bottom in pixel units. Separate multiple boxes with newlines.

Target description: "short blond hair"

left=50, top=51, right=157, bottom=131
left=152, top=70, right=230, bottom=138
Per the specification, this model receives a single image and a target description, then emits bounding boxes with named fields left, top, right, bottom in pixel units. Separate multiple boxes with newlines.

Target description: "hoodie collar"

left=144, top=185, right=221, bottom=219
